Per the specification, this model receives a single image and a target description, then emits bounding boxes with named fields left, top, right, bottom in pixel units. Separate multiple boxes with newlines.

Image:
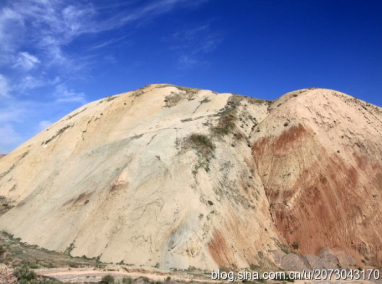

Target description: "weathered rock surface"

left=252, top=88, right=382, bottom=267
left=0, top=85, right=381, bottom=270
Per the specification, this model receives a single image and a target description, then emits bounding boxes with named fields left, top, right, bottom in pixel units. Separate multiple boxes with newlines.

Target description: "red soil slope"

left=252, top=89, right=382, bottom=267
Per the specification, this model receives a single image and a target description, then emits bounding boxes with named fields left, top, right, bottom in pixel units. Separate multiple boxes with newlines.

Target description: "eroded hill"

left=0, top=84, right=381, bottom=271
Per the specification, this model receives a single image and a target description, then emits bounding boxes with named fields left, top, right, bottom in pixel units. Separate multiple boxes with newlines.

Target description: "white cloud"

left=55, top=84, right=86, bottom=104
left=0, top=1, right=97, bottom=69
left=0, top=0, right=210, bottom=152
left=15, top=52, right=40, bottom=70
left=0, top=100, right=28, bottom=123
left=0, top=7, right=23, bottom=51
left=0, top=0, right=205, bottom=73
left=18, top=75, right=43, bottom=91
left=0, top=74, right=10, bottom=97
left=38, top=120, right=52, bottom=131
left=0, top=124, right=22, bottom=153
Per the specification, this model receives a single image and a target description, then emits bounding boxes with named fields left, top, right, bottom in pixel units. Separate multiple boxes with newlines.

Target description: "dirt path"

left=36, top=267, right=216, bottom=283
left=36, top=268, right=382, bottom=283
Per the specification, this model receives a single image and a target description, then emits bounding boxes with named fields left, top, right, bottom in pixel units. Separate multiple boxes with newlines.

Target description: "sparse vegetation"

left=42, top=124, right=73, bottom=146
left=164, top=92, right=183, bottom=107
left=292, top=241, right=299, bottom=250
left=273, top=238, right=292, bottom=254
left=66, top=108, right=87, bottom=121
left=101, top=274, right=115, bottom=284
left=106, top=95, right=118, bottom=102
left=174, top=85, right=200, bottom=100
left=0, top=196, right=15, bottom=217
left=122, top=277, right=133, bottom=284
left=65, top=241, right=75, bottom=256
left=0, top=231, right=99, bottom=272
left=13, top=265, right=37, bottom=281
left=159, top=85, right=201, bottom=104
left=133, top=90, right=145, bottom=97
left=211, top=97, right=243, bottom=136
left=183, top=134, right=215, bottom=174
left=186, top=134, right=215, bottom=154
left=212, top=113, right=236, bottom=136
left=246, top=97, right=270, bottom=105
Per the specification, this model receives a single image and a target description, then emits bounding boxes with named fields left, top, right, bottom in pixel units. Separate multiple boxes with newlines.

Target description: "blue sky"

left=0, top=0, right=381, bottom=153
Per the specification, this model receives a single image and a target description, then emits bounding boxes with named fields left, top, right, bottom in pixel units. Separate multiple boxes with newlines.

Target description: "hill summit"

left=0, top=84, right=381, bottom=270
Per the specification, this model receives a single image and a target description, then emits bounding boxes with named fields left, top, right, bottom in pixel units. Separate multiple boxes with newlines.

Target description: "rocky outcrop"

left=0, top=85, right=381, bottom=270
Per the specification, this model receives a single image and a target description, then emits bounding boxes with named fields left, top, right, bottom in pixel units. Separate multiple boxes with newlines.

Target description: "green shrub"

left=122, top=277, right=133, bottom=284
left=187, top=134, right=214, bottom=152
left=101, top=274, right=115, bottom=284
left=13, top=265, right=37, bottom=281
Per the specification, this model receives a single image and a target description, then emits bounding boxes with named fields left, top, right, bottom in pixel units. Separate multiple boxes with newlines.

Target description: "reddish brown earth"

left=252, top=89, right=382, bottom=267
left=0, top=155, right=4, bottom=159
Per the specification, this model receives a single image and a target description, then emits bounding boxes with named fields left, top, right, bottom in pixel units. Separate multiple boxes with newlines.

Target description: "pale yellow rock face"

left=0, top=85, right=381, bottom=270
left=0, top=84, right=277, bottom=270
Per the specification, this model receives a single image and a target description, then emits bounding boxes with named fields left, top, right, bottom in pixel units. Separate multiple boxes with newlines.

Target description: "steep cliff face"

left=0, top=85, right=381, bottom=270
left=252, top=88, right=382, bottom=266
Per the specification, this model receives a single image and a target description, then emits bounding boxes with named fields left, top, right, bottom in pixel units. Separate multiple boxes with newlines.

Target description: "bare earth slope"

left=0, top=85, right=381, bottom=270
left=0, top=84, right=278, bottom=270
left=252, top=88, right=382, bottom=267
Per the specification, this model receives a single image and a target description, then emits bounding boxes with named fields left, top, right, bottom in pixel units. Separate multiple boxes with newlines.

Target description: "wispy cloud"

left=15, top=52, right=40, bottom=70
left=89, top=35, right=132, bottom=50
left=0, top=124, right=22, bottom=152
left=109, top=0, right=204, bottom=28
left=165, top=23, right=223, bottom=69
left=0, top=74, right=10, bottom=97
left=0, top=0, right=210, bottom=153
left=17, top=76, right=44, bottom=91
left=54, top=84, right=86, bottom=104
left=0, top=0, right=200, bottom=88
left=38, top=120, right=53, bottom=131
